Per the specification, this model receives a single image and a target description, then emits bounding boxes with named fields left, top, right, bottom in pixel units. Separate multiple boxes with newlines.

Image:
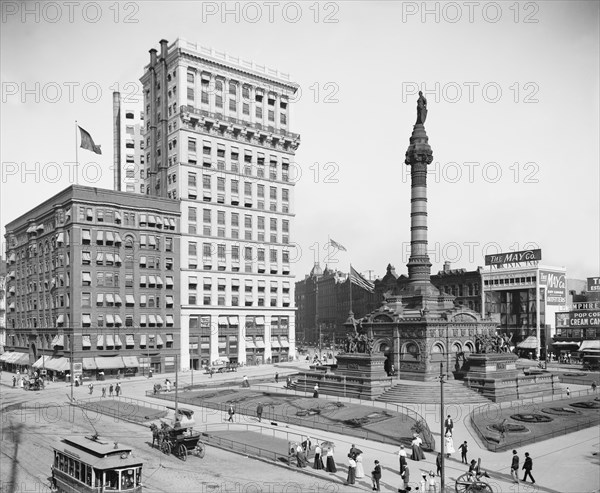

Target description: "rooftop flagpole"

left=75, top=121, right=79, bottom=185
left=349, top=263, right=353, bottom=315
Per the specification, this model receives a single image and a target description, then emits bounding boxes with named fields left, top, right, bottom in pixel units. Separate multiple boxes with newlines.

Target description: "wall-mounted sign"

left=485, top=249, right=542, bottom=266
left=556, top=311, right=600, bottom=328
left=540, top=270, right=567, bottom=305
left=587, top=277, right=600, bottom=292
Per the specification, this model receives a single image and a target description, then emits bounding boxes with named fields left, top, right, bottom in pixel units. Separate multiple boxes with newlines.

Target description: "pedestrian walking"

left=566, top=386, right=571, bottom=397
left=444, top=431, right=455, bottom=458
left=313, top=445, right=324, bottom=470
left=349, top=444, right=362, bottom=460
left=345, top=454, right=357, bottom=485
left=592, top=381, right=597, bottom=392
left=275, top=373, right=279, bottom=383
left=325, top=448, right=337, bottom=473
left=256, top=402, right=263, bottom=422
left=313, top=383, right=319, bottom=398
left=444, top=415, right=454, bottom=435
left=88, top=383, right=94, bottom=394
left=427, top=470, right=437, bottom=493
left=165, top=379, right=171, bottom=392
left=510, top=450, right=520, bottom=484
left=436, top=452, right=442, bottom=476
left=227, top=405, right=235, bottom=422
left=398, top=445, right=408, bottom=475
left=411, top=433, right=425, bottom=461
left=400, top=464, right=410, bottom=492
left=355, top=452, right=365, bottom=479
left=458, top=441, right=468, bottom=464
left=296, top=449, right=308, bottom=468
left=242, top=375, right=249, bottom=388
left=109, top=384, right=114, bottom=397
left=102, top=386, right=106, bottom=398
left=371, top=460, right=382, bottom=491
left=522, top=452, right=535, bottom=483
left=12, top=376, right=16, bottom=387
left=116, top=383, right=121, bottom=396
left=286, top=376, right=292, bottom=388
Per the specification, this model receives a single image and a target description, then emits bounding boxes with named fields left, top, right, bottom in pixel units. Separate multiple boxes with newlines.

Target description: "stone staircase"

left=377, top=379, right=489, bottom=404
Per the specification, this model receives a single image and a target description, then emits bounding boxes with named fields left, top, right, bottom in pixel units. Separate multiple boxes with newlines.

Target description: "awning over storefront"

left=255, top=340, right=265, bottom=348
left=1, top=352, right=29, bottom=364
left=95, top=356, right=125, bottom=370
left=579, top=340, right=600, bottom=351
left=122, top=356, right=139, bottom=368
left=552, top=341, right=579, bottom=346
left=45, top=357, right=70, bottom=372
left=33, top=355, right=51, bottom=368
left=82, top=357, right=97, bottom=370
left=517, top=336, right=539, bottom=349
left=245, top=338, right=256, bottom=349
left=280, top=338, right=290, bottom=348
left=270, top=339, right=281, bottom=348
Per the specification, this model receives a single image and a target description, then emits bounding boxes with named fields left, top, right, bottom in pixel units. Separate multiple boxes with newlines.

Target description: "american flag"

left=350, top=265, right=374, bottom=292
left=329, top=239, right=347, bottom=251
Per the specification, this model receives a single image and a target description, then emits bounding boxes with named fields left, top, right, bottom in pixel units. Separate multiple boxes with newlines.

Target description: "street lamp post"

left=439, top=361, right=447, bottom=492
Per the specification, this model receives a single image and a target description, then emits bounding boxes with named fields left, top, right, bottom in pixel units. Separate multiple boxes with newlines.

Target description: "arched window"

left=401, top=342, right=420, bottom=361
left=452, top=342, right=462, bottom=354
left=430, top=343, right=445, bottom=362
left=464, top=342, right=475, bottom=353
left=124, top=236, right=134, bottom=249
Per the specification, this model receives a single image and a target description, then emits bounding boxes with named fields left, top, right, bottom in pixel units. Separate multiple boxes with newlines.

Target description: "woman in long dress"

left=325, top=448, right=337, bottom=473
left=313, top=445, right=324, bottom=469
left=346, top=455, right=356, bottom=485
left=411, top=434, right=425, bottom=461
left=444, top=431, right=455, bottom=458
left=355, top=452, right=365, bottom=478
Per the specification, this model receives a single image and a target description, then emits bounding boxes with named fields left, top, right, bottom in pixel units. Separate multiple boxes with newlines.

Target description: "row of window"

left=81, top=292, right=175, bottom=308
left=81, top=314, right=175, bottom=328
left=187, top=243, right=291, bottom=263
left=186, top=294, right=291, bottom=307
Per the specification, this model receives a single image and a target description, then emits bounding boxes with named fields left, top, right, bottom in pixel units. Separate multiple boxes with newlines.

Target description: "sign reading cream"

left=484, top=249, right=542, bottom=266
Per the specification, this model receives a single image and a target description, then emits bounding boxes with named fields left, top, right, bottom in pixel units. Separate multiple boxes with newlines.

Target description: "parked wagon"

left=151, top=408, right=205, bottom=461
left=455, top=472, right=493, bottom=493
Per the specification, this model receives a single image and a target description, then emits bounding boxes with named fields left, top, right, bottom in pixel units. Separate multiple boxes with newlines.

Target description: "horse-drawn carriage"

left=455, top=459, right=493, bottom=493
left=26, top=375, right=44, bottom=391
left=150, top=407, right=205, bottom=461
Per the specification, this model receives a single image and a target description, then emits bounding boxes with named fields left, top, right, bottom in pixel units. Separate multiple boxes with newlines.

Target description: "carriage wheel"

left=179, top=444, right=188, bottom=461
left=467, top=481, right=493, bottom=493
left=455, top=473, right=473, bottom=493
left=161, top=441, right=171, bottom=455
left=195, top=442, right=206, bottom=459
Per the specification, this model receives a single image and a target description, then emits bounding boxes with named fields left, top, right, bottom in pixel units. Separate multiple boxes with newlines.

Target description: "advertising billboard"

left=540, top=270, right=567, bottom=305
left=484, top=249, right=542, bottom=266
left=556, top=310, right=600, bottom=328
left=587, top=277, right=600, bottom=292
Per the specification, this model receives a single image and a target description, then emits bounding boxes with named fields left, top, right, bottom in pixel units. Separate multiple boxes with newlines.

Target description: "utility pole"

left=439, top=361, right=447, bottom=493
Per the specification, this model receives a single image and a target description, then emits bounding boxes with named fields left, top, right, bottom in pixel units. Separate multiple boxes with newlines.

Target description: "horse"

left=150, top=423, right=160, bottom=448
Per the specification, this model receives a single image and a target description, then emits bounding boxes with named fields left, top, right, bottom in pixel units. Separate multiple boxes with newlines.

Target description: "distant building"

left=295, top=264, right=379, bottom=345
left=2, top=186, right=181, bottom=378
left=0, top=260, right=6, bottom=352
left=113, top=91, right=145, bottom=194
left=140, top=39, right=300, bottom=368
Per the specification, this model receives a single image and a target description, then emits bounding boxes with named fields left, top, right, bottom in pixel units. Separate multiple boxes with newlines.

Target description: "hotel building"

left=140, top=39, right=300, bottom=370
left=2, top=186, right=181, bottom=378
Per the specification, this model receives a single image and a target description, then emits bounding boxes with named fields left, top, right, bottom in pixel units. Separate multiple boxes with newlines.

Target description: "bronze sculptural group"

left=475, top=333, right=513, bottom=354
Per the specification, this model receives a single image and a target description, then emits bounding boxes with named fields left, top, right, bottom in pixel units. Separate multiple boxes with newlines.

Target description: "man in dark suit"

left=522, top=452, right=535, bottom=484
left=510, top=450, right=519, bottom=483
left=444, top=415, right=454, bottom=435
left=371, top=460, right=382, bottom=491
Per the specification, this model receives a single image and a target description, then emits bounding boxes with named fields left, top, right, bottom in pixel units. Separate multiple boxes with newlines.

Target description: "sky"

left=1, top=0, right=599, bottom=282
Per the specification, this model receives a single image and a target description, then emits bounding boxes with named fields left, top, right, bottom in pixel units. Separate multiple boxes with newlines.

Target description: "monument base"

left=461, top=353, right=560, bottom=402
left=296, top=353, right=392, bottom=400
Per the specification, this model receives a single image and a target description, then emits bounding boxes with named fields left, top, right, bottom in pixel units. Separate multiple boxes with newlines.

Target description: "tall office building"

left=140, top=39, right=300, bottom=370
left=113, top=91, right=145, bottom=194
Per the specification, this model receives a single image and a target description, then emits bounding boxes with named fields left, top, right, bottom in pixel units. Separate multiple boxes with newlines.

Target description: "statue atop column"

left=416, top=91, right=428, bottom=125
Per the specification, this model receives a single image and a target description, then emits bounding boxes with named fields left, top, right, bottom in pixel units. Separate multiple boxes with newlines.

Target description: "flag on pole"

left=329, top=238, right=347, bottom=251
left=350, top=265, right=374, bottom=292
left=78, top=126, right=102, bottom=154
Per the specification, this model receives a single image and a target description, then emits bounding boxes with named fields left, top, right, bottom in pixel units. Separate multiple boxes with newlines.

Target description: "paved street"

left=2, top=361, right=598, bottom=493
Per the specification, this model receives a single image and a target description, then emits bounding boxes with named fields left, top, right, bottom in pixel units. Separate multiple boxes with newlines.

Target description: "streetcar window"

left=136, top=467, right=142, bottom=486
left=86, top=465, right=92, bottom=486
left=106, top=470, right=119, bottom=490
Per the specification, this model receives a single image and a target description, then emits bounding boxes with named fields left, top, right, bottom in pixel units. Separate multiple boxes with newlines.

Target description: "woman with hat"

left=411, top=433, right=425, bottom=461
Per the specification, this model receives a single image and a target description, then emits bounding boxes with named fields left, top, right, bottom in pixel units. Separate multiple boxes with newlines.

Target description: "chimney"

left=444, top=261, right=451, bottom=273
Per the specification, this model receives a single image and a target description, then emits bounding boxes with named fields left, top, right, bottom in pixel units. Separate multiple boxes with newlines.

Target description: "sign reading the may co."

left=485, top=249, right=542, bottom=266
left=540, top=270, right=567, bottom=305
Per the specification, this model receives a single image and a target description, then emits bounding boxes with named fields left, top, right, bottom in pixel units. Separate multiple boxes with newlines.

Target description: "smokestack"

left=158, top=39, right=169, bottom=198
left=148, top=48, right=158, bottom=195
left=112, top=92, right=121, bottom=191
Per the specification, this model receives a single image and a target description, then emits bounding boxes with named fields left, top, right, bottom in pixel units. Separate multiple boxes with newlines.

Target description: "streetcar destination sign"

left=485, top=249, right=542, bottom=266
